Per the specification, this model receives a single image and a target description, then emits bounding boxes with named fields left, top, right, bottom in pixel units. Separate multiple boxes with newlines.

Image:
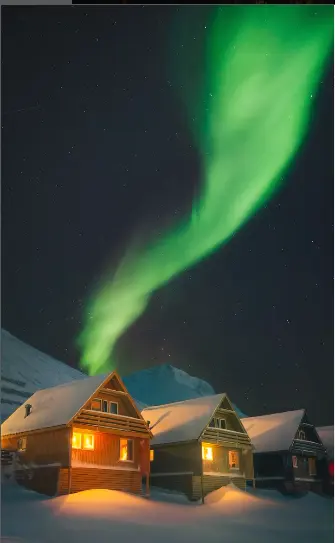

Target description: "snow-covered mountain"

left=123, top=364, right=246, bottom=418
left=1, top=329, right=86, bottom=422
left=1, top=330, right=245, bottom=422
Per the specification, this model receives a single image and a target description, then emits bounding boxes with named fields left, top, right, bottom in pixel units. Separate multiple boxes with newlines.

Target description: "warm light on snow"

left=2, top=479, right=333, bottom=542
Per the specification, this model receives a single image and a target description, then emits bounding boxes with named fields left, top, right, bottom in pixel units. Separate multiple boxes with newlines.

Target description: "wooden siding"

left=71, top=429, right=140, bottom=471
left=69, top=467, right=142, bottom=494
left=150, top=473, right=193, bottom=499
left=58, top=468, right=70, bottom=495
left=72, top=410, right=149, bottom=438
left=82, top=390, right=138, bottom=419
left=192, top=475, right=246, bottom=500
left=16, top=466, right=59, bottom=496
left=150, top=442, right=202, bottom=476
left=202, top=443, right=254, bottom=479
left=291, top=439, right=326, bottom=457
left=2, top=428, right=70, bottom=468
left=201, top=427, right=252, bottom=448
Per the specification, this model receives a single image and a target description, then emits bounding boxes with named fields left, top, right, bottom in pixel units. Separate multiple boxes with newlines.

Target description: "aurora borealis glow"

left=78, top=6, right=333, bottom=375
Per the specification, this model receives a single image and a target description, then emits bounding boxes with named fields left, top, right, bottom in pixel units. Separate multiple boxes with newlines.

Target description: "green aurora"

left=78, top=6, right=333, bottom=375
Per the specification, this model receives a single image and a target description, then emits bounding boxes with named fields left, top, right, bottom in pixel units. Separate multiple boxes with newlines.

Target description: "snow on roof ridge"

left=241, top=408, right=305, bottom=421
left=27, top=372, right=106, bottom=395
left=142, top=392, right=226, bottom=412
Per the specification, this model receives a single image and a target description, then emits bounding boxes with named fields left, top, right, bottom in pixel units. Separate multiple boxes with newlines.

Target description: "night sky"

left=2, top=7, right=333, bottom=426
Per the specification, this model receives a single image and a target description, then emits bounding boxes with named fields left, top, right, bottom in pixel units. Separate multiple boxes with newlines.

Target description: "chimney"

left=24, top=404, right=32, bottom=418
left=146, top=420, right=151, bottom=428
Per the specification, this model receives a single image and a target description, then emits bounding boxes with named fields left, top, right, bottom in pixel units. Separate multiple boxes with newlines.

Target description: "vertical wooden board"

left=2, top=428, right=70, bottom=467
left=71, top=431, right=141, bottom=470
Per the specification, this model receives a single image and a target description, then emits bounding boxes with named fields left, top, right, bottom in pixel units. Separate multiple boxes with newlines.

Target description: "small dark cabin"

left=142, top=393, right=254, bottom=502
left=241, top=409, right=328, bottom=495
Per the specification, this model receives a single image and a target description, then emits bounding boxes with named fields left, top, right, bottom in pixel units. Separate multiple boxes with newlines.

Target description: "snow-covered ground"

left=1, top=479, right=333, bottom=543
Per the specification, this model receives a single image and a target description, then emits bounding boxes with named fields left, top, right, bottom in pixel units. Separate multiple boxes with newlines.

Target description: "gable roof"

left=316, top=425, right=334, bottom=459
left=241, top=409, right=305, bottom=453
left=142, top=393, right=234, bottom=445
left=1, top=371, right=146, bottom=437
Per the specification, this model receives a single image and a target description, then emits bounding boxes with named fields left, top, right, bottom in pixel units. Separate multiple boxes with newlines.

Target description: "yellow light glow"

left=150, top=449, right=154, bottom=462
left=72, top=432, right=82, bottom=449
left=83, top=434, right=94, bottom=450
left=202, top=445, right=213, bottom=461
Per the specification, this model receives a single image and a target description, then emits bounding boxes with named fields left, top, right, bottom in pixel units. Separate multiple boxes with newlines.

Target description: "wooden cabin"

left=141, top=393, right=254, bottom=502
left=1, top=371, right=152, bottom=497
left=241, top=410, right=328, bottom=495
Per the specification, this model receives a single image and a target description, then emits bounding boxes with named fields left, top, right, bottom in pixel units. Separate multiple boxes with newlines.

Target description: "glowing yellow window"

left=120, top=438, right=134, bottom=462
left=150, top=449, right=154, bottom=462
left=202, top=445, right=213, bottom=461
left=229, top=450, right=239, bottom=469
left=83, top=434, right=94, bottom=450
left=72, top=432, right=82, bottom=449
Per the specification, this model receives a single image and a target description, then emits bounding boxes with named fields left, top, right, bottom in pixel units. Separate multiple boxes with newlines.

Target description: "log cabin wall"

left=2, top=428, right=70, bottom=467
left=71, top=427, right=140, bottom=470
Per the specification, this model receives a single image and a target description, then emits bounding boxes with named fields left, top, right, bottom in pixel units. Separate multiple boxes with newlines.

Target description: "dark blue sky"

left=2, top=6, right=333, bottom=425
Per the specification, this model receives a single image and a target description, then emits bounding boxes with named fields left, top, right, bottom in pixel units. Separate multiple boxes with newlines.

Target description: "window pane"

left=127, top=439, right=134, bottom=461
left=72, top=432, right=82, bottom=449
left=209, top=419, right=215, bottom=428
left=102, top=400, right=108, bottom=412
left=83, top=434, right=94, bottom=450
left=91, top=399, right=101, bottom=411
left=110, top=402, right=118, bottom=414
left=229, top=450, right=239, bottom=469
left=220, top=419, right=226, bottom=429
left=120, top=439, right=128, bottom=461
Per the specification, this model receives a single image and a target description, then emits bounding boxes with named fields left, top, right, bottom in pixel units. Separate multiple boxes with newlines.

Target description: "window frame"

left=308, top=457, right=317, bottom=476
left=228, top=450, right=239, bottom=470
left=119, top=438, right=134, bottom=462
left=292, top=455, right=298, bottom=468
left=202, top=444, right=214, bottom=461
left=297, top=429, right=306, bottom=440
left=90, top=398, right=118, bottom=415
left=72, top=432, right=82, bottom=449
left=17, top=437, right=27, bottom=451
left=109, top=402, right=118, bottom=415
left=83, top=434, right=95, bottom=451
left=209, top=417, right=226, bottom=430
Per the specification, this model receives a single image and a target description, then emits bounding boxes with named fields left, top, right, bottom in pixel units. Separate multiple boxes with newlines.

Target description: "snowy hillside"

left=123, top=364, right=246, bottom=417
left=1, top=329, right=86, bottom=422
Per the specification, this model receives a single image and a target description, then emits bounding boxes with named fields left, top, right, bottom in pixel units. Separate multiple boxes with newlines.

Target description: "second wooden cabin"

left=142, top=393, right=254, bottom=501
left=1, top=371, right=152, bottom=496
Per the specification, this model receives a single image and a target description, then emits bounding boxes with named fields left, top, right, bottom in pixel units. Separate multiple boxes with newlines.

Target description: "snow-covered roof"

left=241, top=410, right=305, bottom=453
left=1, top=373, right=111, bottom=436
left=141, top=394, right=226, bottom=445
left=316, top=426, right=334, bottom=459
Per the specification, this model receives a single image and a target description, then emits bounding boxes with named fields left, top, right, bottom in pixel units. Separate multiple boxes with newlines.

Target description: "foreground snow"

left=1, top=481, right=333, bottom=543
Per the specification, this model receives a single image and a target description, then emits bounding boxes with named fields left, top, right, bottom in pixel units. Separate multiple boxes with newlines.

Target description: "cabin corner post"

left=68, top=426, right=73, bottom=494
left=145, top=472, right=150, bottom=498
left=200, top=442, right=205, bottom=504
